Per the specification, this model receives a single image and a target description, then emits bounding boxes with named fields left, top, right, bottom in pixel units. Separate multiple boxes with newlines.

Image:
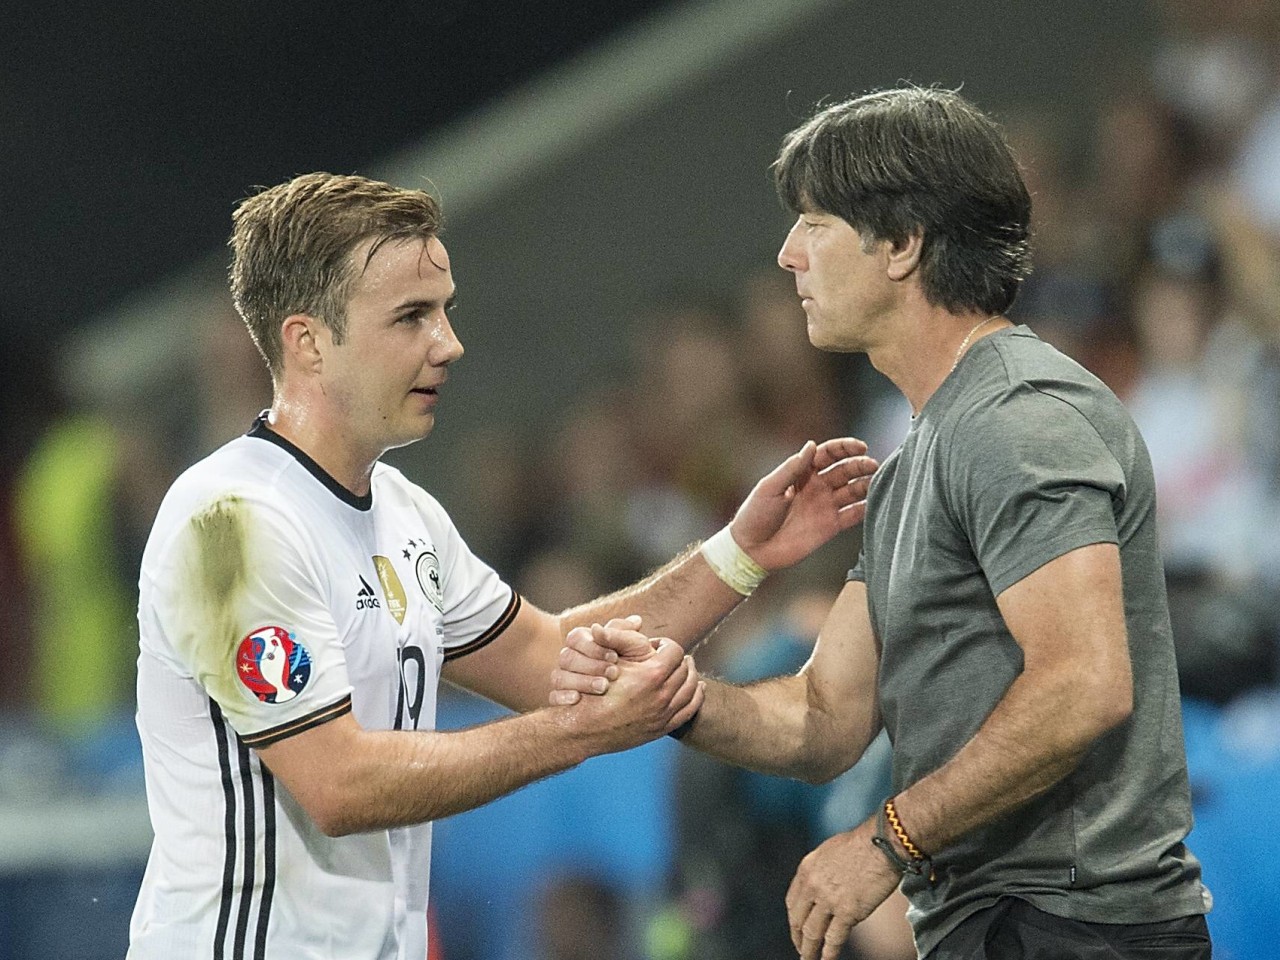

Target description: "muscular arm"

left=781, top=543, right=1135, bottom=960
left=887, top=542, right=1133, bottom=856
left=559, top=580, right=884, bottom=782
left=446, top=437, right=875, bottom=713
left=258, top=638, right=699, bottom=836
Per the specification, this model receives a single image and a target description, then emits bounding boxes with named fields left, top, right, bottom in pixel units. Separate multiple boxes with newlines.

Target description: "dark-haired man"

left=127, top=172, right=877, bottom=959
left=558, top=87, right=1211, bottom=959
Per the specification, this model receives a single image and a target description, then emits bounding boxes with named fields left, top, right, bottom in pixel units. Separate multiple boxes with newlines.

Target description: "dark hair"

left=229, top=172, right=443, bottom=377
left=774, top=87, right=1032, bottom=315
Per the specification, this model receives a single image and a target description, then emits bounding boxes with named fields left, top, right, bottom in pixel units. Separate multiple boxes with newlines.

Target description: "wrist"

left=872, top=796, right=936, bottom=883
left=543, top=704, right=600, bottom=767
left=667, top=703, right=702, bottom=741
left=700, top=526, right=768, bottom=597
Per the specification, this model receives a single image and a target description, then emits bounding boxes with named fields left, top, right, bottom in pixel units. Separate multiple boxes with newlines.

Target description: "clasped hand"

left=554, top=619, right=704, bottom=749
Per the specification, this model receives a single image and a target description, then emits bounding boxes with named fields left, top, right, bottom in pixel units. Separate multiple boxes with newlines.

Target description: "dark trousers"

left=929, top=897, right=1212, bottom=959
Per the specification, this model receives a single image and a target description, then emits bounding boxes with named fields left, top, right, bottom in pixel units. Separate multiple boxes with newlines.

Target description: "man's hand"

left=731, top=438, right=877, bottom=572
left=785, top=821, right=903, bottom=960
left=550, top=616, right=660, bottom=706
left=563, top=633, right=704, bottom=750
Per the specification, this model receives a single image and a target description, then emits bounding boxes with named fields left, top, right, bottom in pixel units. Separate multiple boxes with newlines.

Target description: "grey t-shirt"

left=849, top=326, right=1208, bottom=956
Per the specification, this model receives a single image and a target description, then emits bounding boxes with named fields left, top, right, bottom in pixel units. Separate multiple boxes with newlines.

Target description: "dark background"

left=1, top=0, right=674, bottom=401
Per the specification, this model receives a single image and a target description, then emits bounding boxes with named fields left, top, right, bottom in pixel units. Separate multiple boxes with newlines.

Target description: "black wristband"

left=667, top=706, right=701, bottom=740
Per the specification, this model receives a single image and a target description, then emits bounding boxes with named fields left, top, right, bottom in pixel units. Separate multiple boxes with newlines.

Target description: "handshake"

left=547, top=615, right=704, bottom=752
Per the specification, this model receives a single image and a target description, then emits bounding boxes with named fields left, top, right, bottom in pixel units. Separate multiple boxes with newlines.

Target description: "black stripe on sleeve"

left=443, top=591, right=522, bottom=662
left=210, top=701, right=238, bottom=960
left=254, top=762, right=277, bottom=960
left=232, top=738, right=257, bottom=960
left=239, top=694, right=353, bottom=749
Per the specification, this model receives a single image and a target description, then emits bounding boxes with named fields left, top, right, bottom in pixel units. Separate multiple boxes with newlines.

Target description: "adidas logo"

left=356, top=575, right=382, bottom=611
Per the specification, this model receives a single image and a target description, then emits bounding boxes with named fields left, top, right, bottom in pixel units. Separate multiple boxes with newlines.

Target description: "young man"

left=128, top=172, right=877, bottom=959
left=557, top=88, right=1212, bottom=959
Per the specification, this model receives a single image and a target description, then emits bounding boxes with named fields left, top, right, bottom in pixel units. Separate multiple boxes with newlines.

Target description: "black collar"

left=247, top=413, right=373, bottom=512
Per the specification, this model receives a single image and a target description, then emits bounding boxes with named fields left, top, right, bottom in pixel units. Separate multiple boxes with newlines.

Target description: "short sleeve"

left=948, top=388, right=1125, bottom=596
left=147, top=493, right=353, bottom=747
left=409, top=487, right=520, bottom=662
left=847, top=549, right=867, bottom=583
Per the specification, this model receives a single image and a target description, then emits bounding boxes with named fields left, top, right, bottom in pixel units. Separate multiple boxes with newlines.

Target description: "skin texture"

left=558, top=213, right=1136, bottom=959
left=243, top=232, right=878, bottom=841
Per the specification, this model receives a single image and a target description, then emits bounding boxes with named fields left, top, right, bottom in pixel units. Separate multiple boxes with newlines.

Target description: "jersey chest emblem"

left=397, top=537, right=444, bottom=614
left=235, top=626, right=312, bottom=703
left=414, top=551, right=444, bottom=613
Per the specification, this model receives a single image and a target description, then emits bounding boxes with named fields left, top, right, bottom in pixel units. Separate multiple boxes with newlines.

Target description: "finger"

left=602, top=614, right=642, bottom=631
left=666, top=679, right=705, bottom=732
left=848, top=473, right=874, bottom=499
left=564, top=625, right=617, bottom=662
left=836, top=501, right=869, bottom=528
left=558, top=645, right=620, bottom=679
left=827, top=480, right=866, bottom=509
left=550, top=667, right=611, bottom=695
left=648, top=637, right=688, bottom=671
left=801, top=909, right=834, bottom=960
left=549, top=688, right=580, bottom=706
left=813, top=436, right=869, bottom=470
left=656, top=654, right=692, bottom=699
left=821, top=918, right=854, bottom=960
left=825, top=476, right=874, bottom=514
left=666, top=658, right=701, bottom=715
left=757, top=440, right=818, bottom=498
left=590, top=622, right=656, bottom=661
left=785, top=871, right=809, bottom=953
left=817, top=455, right=878, bottom=489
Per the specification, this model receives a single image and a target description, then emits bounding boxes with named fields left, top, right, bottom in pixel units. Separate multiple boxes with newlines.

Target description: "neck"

left=867, top=304, right=1008, bottom=415
left=266, top=390, right=380, bottom=497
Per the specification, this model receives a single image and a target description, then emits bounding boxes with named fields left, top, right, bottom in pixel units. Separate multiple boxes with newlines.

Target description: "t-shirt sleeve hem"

left=986, top=525, right=1119, bottom=597
left=443, top=591, right=522, bottom=662
left=239, top=693, right=354, bottom=748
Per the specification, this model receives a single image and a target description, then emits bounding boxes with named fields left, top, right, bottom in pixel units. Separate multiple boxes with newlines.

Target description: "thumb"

left=758, top=440, right=816, bottom=497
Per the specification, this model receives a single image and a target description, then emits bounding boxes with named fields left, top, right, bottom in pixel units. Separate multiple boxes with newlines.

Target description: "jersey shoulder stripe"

left=443, top=592, right=522, bottom=662
left=240, top=694, right=354, bottom=749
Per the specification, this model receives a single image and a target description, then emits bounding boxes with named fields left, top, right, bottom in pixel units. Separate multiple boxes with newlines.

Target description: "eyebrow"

left=393, top=290, right=457, bottom=313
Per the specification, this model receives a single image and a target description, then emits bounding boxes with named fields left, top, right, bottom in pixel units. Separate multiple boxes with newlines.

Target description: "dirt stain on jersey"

left=186, top=494, right=253, bottom=704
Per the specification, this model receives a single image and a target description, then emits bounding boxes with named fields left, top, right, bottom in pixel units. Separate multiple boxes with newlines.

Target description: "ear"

left=280, top=314, right=326, bottom=374
left=885, top=231, right=924, bottom=282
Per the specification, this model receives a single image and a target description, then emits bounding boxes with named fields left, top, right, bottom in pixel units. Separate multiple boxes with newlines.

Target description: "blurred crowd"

left=4, top=2, right=1280, bottom=958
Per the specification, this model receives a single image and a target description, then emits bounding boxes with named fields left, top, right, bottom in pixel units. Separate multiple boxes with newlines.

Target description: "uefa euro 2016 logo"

left=235, top=625, right=312, bottom=703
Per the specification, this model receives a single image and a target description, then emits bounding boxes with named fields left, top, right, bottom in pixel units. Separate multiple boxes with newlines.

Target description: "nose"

left=777, top=219, right=806, bottom=273
left=430, top=315, right=464, bottom=367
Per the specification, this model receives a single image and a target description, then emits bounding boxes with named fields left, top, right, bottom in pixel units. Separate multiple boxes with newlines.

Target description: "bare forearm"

left=297, top=708, right=590, bottom=835
left=875, top=546, right=1137, bottom=865
left=685, top=675, right=876, bottom=784
left=891, top=666, right=1127, bottom=856
left=559, top=545, right=744, bottom=651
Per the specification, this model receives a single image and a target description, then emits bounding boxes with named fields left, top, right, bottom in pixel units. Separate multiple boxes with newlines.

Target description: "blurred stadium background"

left=4, top=0, right=1280, bottom=957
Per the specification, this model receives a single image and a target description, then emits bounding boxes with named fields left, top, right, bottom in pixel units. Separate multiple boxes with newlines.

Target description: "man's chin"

left=385, top=414, right=435, bottom=452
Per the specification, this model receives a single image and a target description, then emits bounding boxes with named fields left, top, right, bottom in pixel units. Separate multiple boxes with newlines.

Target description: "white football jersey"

left=129, top=418, right=518, bottom=960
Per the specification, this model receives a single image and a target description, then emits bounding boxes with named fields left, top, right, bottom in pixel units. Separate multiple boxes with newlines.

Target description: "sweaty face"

left=320, top=235, right=464, bottom=455
left=777, top=210, right=891, bottom=352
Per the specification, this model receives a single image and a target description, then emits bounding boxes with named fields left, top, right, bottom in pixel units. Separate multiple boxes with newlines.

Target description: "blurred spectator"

left=12, top=400, right=169, bottom=738
left=739, top=268, right=845, bottom=457
left=1151, top=0, right=1280, bottom=162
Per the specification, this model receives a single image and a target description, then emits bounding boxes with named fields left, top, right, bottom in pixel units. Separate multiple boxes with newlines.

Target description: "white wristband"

left=700, top=526, right=768, bottom=597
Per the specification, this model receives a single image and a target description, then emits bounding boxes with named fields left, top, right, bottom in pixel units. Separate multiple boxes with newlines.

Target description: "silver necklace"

left=952, top=316, right=999, bottom=372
